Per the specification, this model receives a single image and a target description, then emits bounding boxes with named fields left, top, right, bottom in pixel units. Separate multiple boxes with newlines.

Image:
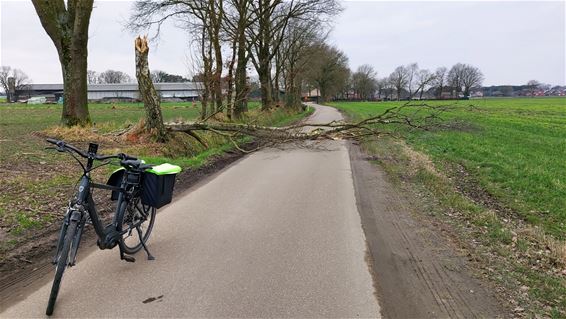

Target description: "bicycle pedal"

left=122, top=255, right=136, bottom=263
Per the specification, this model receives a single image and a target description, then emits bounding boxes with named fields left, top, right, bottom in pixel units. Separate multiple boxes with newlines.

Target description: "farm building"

left=15, top=82, right=203, bottom=102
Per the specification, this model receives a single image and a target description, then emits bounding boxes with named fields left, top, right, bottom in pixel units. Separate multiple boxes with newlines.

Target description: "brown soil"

left=0, top=142, right=256, bottom=309
left=349, top=143, right=510, bottom=318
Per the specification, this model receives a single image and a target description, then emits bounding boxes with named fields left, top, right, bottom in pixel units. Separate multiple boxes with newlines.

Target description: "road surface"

left=2, top=104, right=381, bottom=317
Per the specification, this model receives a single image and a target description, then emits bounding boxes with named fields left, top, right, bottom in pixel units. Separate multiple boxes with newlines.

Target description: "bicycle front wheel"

left=46, top=219, right=77, bottom=316
left=117, top=197, right=156, bottom=254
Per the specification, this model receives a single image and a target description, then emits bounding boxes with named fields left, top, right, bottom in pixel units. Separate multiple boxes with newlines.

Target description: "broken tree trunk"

left=135, top=35, right=167, bottom=142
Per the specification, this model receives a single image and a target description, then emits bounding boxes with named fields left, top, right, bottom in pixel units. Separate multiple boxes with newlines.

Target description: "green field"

left=332, top=97, right=566, bottom=316
left=331, top=97, right=566, bottom=239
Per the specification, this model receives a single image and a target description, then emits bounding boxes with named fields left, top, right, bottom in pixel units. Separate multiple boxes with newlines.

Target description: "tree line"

left=86, top=69, right=189, bottom=84
left=29, top=0, right=346, bottom=126
left=129, top=0, right=345, bottom=120
left=343, top=62, right=484, bottom=101
left=18, top=0, right=555, bottom=129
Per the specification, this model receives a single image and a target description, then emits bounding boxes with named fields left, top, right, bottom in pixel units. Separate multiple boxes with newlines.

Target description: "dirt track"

left=349, top=143, right=506, bottom=318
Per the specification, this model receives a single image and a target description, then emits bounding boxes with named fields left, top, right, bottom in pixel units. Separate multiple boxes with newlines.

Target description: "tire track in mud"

left=349, top=143, right=506, bottom=318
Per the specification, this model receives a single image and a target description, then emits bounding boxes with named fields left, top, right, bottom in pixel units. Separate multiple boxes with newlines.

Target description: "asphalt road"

left=2, top=104, right=380, bottom=318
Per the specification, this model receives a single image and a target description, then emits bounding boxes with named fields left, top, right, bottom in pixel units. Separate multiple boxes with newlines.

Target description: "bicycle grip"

left=46, top=138, right=59, bottom=145
left=118, top=153, right=137, bottom=161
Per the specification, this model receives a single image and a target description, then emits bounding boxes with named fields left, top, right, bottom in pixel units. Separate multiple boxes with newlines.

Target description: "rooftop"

left=27, top=82, right=203, bottom=91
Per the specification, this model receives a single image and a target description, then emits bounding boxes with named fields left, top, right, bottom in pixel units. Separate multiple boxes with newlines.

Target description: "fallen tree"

left=165, top=103, right=449, bottom=152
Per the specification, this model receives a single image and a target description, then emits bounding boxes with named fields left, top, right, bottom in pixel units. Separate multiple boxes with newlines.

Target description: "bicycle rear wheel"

left=117, top=197, right=156, bottom=254
left=46, top=219, right=77, bottom=316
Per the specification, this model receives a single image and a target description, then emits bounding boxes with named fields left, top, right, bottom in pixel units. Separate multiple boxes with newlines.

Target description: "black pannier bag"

left=141, top=163, right=182, bottom=209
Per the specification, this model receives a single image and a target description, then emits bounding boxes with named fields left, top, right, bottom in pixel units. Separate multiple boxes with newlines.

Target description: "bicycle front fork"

left=52, top=210, right=84, bottom=266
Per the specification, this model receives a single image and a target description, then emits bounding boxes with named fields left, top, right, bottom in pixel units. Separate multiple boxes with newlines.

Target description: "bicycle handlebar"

left=46, top=138, right=137, bottom=162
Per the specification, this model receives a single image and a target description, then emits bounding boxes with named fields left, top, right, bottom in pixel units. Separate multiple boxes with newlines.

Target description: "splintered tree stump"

left=135, top=35, right=167, bottom=141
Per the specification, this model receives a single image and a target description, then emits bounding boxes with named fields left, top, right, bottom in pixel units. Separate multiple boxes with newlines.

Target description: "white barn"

left=18, top=82, right=203, bottom=101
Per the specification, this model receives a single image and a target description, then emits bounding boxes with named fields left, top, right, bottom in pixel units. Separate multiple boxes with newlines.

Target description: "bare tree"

left=31, top=0, right=93, bottom=126
left=0, top=66, right=9, bottom=100
left=305, top=43, right=349, bottom=103
left=98, top=70, right=132, bottom=84
left=129, top=0, right=224, bottom=116
left=448, top=63, right=483, bottom=97
left=447, top=64, right=463, bottom=97
left=414, top=69, right=436, bottom=100
left=87, top=70, right=99, bottom=84
left=526, top=80, right=541, bottom=96
left=0, top=66, right=31, bottom=102
left=222, top=0, right=255, bottom=118
left=246, top=0, right=341, bottom=110
left=151, top=70, right=188, bottom=83
left=406, top=63, right=419, bottom=99
left=351, top=64, right=377, bottom=100
left=375, top=78, right=388, bottom=99
left=130, top=0, right=342, bottom=116
left=279, top=20, right=323, bottom=110
left=433, top=67, right=447, bottom=99
left=389, top=66, right=409, bottom=101
left=460, top=65, right=484, bottom=97
left=151, top=70, right=168, bottom=83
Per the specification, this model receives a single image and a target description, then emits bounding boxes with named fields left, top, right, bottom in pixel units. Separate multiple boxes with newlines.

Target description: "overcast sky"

left=1, top=0, right=564, bottom=86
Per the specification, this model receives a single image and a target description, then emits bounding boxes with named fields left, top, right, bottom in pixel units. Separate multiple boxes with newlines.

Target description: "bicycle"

left=44, top=138, right=181, bottom=316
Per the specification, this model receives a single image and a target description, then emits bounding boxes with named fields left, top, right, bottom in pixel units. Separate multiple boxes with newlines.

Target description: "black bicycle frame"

left=53, top=167, right=143, bottom=266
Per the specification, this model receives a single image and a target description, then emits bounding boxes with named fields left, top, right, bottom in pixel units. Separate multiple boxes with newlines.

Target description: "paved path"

left=2, top=104, right=380, bottom=318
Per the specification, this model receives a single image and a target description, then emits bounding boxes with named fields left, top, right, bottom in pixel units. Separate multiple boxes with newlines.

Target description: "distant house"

left=302, top=88, right=321, bottom=102
left=470, top=90, right=484, bottom=98
left=15, top=82, right=203, bottom=102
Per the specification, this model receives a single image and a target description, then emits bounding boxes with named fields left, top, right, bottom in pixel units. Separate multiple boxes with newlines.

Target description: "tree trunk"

left=464, top=86, right=470, bottom=97
left=209, top=0, right=224, bottom=112
left=284, top=60, right=302, bottom=111
left=257, top=3, right=273, bottom=111
left=226, top=40, right=237, bottom=120
left=135, top=36, right=167, bottom=142
left=212, top=34, right=223, bottom=112
left=233, top=42, right=248, bottom=118
left=258, top=59, right=272, bottom=110
left=31, top=0, right=93, bottom=127
left=199, top=25, right=211, bottom=119
left=233, top=0, right=250, bottom=119
left=206, top=40, right=215, bottom=116
left=273, top=66, right=280, bottom=105
left=273, top=52, right=282, bottom=105
left=60, top=43, right=90, bottom=126
left=319, top=85, right=327, bottom=104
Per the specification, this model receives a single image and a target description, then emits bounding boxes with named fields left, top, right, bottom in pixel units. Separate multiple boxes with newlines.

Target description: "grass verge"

left=331, top=98, right=566, bottom=317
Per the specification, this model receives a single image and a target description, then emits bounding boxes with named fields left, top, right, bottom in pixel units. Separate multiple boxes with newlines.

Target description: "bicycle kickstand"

left=136, top=226, right=155, bottom=261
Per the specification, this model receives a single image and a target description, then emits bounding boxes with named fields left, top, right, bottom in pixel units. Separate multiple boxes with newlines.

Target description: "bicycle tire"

left=46, top=219, right=77, bottom=316
left=117, top=197, right=156, bottom=254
